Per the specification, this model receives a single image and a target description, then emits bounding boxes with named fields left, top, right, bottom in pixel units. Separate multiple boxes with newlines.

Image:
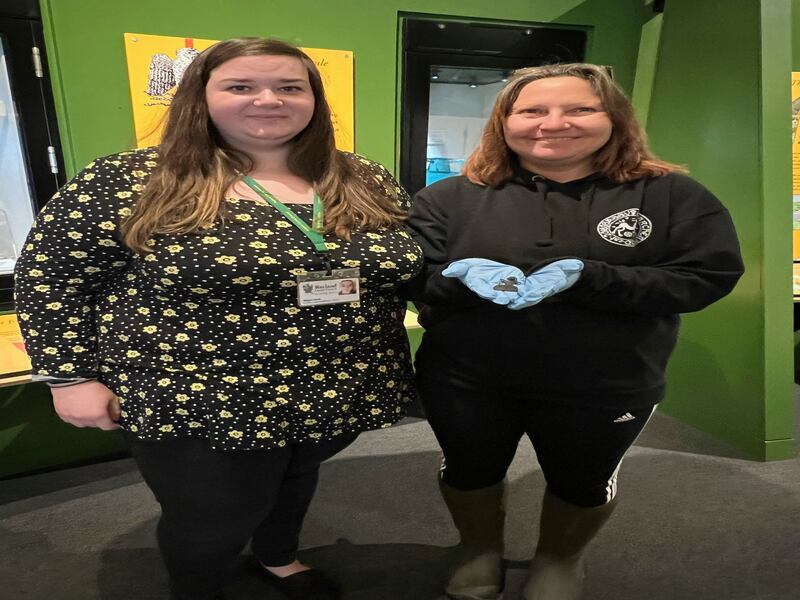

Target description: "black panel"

left=0, top=0, right=40, bottom=19
left=399, top=18, right=588, bottom=196
left=1, top=19, right=65, bottom=209
left=404, top=19, right=587, bottom=62
left=653, top=0, right=666, bottom=13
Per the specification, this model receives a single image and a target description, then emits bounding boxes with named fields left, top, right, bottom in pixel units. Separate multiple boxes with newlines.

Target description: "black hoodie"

left=403, top=168, right=744, bottom=408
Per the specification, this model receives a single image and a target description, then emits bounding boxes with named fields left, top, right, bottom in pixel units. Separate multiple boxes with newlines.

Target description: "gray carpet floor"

left=2, top=400, right=800, bottom=600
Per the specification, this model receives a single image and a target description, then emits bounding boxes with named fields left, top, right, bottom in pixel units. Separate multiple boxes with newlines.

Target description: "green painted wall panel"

left=793, top=0, right=800, bottom=68
left=631, top=13, right=663, bottom=128
left=761, top=0, right=794, bottom=450
left=0, top=383, right=125, bottom=478
left=648, top=0, right=794, bottom=459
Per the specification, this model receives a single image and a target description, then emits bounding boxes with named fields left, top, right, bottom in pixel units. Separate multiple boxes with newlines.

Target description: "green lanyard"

left=241, top=176, right=328, bottom=253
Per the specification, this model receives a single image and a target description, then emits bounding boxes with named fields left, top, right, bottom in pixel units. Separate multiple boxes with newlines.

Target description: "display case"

left=0, top=8, right=65, bottom=306
left=400, top=17, right=587, bottom=196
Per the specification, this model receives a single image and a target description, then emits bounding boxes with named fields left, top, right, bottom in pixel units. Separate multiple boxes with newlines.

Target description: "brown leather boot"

left=523, top=488, right=618, bottom=600
left=439, top=478, right=505, bottom=600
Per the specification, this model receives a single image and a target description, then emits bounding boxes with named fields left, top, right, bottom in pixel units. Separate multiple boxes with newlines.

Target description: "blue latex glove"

left=508, top=259, right=584, bottom=310
left=442, top=258, right=525, bottom=305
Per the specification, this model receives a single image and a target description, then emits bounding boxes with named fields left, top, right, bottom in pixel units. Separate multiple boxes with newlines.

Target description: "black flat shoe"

left=249, top=559, right=340, bottom=600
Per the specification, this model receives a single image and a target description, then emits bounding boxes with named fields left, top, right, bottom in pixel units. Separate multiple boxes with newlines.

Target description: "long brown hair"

left=463, top=63, right=685, bottom=186
left=122, top=38, right=405, bottom=253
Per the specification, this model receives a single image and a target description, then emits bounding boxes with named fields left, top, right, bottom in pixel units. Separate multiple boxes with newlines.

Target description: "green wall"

left=794, top=0, right=800, bottom=68
left=630, top=12, right=663, bottom=127
left=646, top=0, right=795, bottom=460
left=0, top=382, right=126, bottom=477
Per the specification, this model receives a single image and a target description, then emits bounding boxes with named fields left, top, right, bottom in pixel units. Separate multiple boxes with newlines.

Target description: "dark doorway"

left=400, top=17, right=588, bottom=196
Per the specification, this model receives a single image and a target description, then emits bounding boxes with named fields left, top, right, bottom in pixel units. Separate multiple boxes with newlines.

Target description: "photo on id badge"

left=338, top=279, right=358, bottom=296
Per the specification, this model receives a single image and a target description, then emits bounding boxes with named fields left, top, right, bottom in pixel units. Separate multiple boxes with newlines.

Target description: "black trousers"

left=126, top=433, right=357, bottom=600
left=418, top=377, right=655, bottom=507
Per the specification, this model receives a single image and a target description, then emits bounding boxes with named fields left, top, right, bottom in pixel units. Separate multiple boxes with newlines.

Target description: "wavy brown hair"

left=464, top=63, right=686, bottom=186
left=122, top=37, right=405, bottom=253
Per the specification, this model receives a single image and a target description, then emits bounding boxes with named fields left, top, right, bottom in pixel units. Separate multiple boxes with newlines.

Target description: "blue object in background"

left=426, top=158, right=465, bottom=185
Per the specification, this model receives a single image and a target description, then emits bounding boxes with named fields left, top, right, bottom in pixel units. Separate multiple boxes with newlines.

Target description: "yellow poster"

left=0, top=313, right=31, bottom=378
left=123, top=33, right=354, bottom=151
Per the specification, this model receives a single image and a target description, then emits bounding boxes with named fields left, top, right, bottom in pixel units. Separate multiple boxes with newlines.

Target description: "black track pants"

left=418, top=377, right=655, bottom=507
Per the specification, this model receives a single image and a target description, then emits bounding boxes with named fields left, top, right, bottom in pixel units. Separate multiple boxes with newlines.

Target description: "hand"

left=508, top=259, right=584, bottom=310
left=442, top=258, right=525, bottom=305
left=51, top=380, right=121, bottom=431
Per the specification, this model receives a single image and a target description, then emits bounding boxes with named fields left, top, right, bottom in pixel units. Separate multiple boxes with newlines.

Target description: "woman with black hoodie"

left=404, top=63, right=743, bottom=600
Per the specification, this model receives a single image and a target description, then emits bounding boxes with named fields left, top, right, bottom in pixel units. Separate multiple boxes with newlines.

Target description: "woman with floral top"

left=14, top=37, right=422, bottom=600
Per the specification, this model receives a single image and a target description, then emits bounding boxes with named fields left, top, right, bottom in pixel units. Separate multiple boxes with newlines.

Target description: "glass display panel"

left=0, top=35, right=36, bottom=276
left=426, top=66, right=507, bottom=185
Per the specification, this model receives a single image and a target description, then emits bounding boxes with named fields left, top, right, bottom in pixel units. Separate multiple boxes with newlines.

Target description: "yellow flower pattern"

left=14, top=148, right=424, bottom=450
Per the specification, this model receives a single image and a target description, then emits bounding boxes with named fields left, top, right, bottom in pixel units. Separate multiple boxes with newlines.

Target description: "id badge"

left=297, top=268, right=361, bottom=307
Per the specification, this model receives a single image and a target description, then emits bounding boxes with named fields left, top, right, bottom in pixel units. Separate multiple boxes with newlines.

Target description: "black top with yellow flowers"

left=14, top=148, right=424, bottom=450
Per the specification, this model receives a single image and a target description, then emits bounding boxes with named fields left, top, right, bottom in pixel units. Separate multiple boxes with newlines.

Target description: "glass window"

left=0, top=35, right=36, bottom=276
left=426, top=66, right=507, bottom=185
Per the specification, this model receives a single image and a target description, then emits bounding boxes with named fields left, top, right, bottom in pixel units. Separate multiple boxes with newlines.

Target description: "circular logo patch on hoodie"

left=597, top=209, right=652, bottom=247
